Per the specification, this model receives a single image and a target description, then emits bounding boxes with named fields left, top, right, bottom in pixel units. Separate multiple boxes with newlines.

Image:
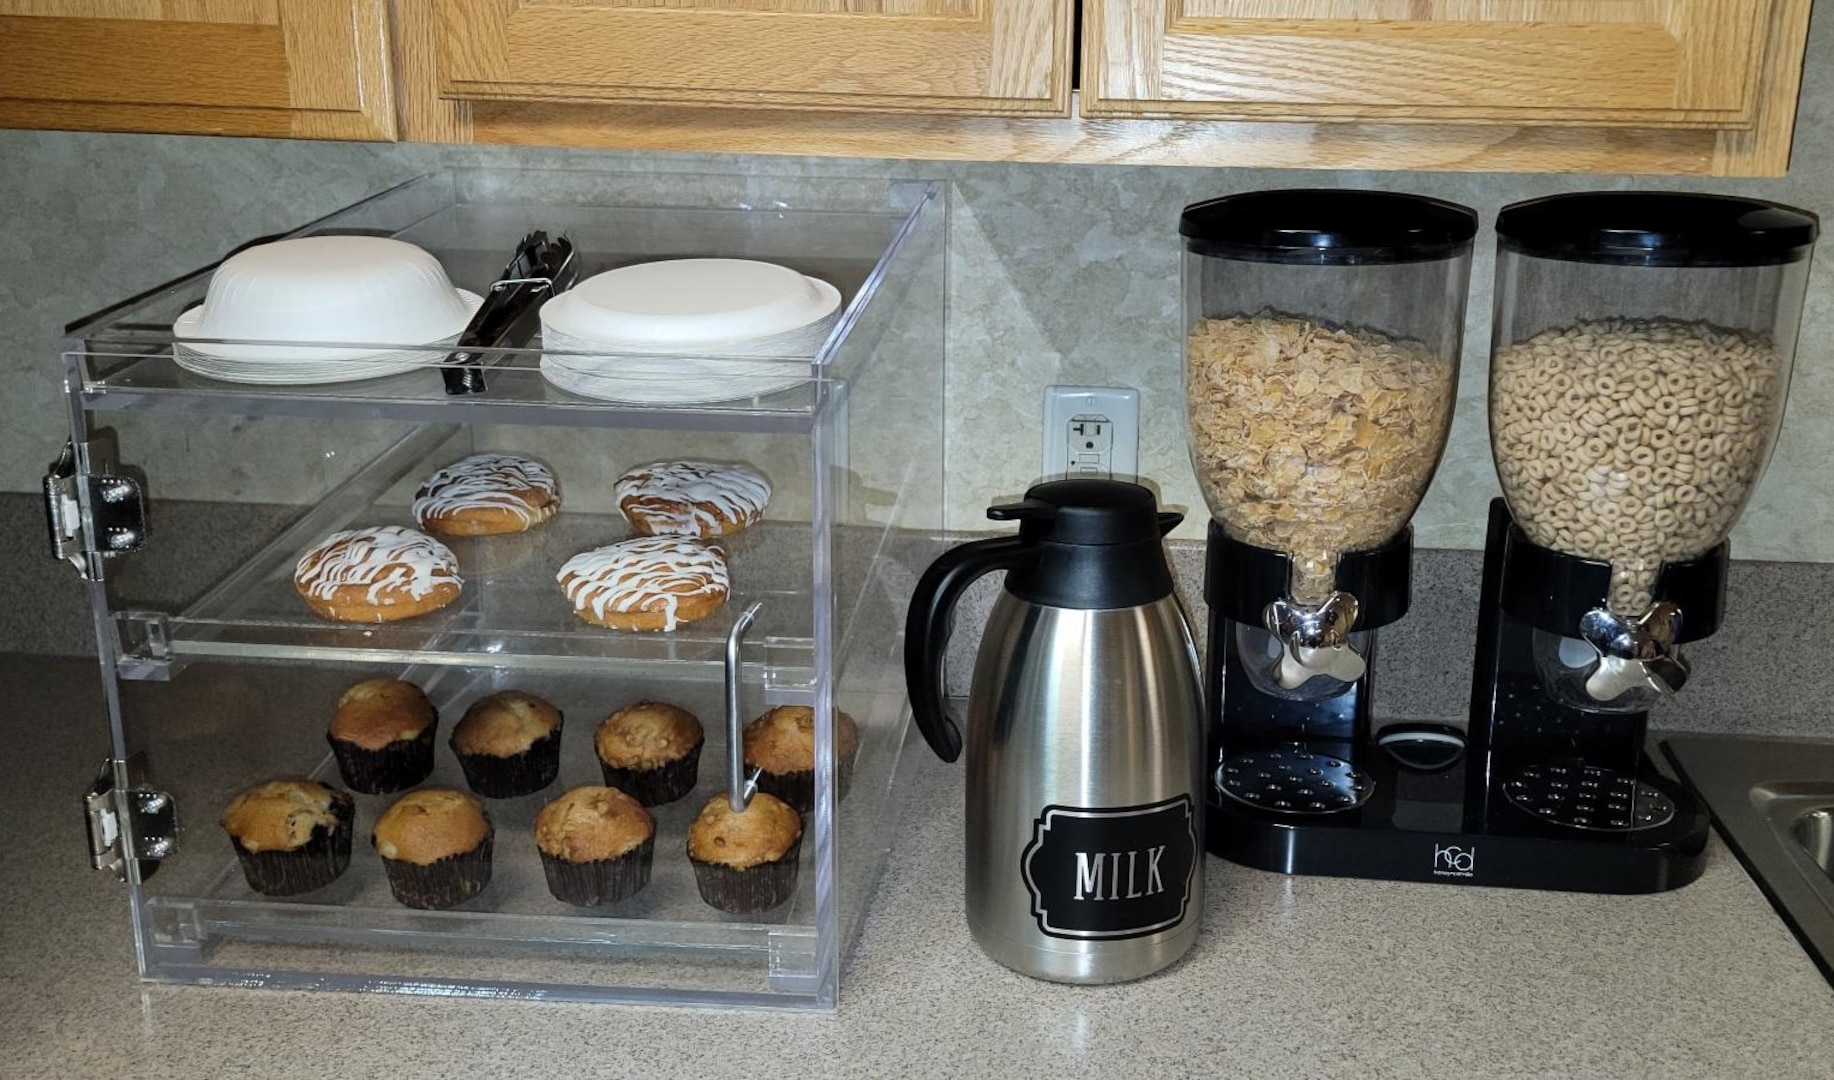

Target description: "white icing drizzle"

left=414, top=453, right=560, bottom=527
left=557, top=537, right=729, bottom=630
left=614, top=460, right=771, bottom=535
left=297, top=526, right=462, bottom=604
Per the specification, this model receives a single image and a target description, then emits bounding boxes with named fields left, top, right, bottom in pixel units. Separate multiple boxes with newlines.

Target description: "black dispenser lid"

left=988, top=479, right=1181, bottom=610
left=1180, top=189, right=1479, bottom=265
left=1496, top=192, right=1819, bottom=267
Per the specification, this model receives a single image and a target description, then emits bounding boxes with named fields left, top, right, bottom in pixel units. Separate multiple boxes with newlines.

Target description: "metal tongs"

left=441, top=231, right=579, bottom=395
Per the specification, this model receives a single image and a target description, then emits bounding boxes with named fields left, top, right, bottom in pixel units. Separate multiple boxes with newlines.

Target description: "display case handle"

left=725, top=602, right=763, bottom=812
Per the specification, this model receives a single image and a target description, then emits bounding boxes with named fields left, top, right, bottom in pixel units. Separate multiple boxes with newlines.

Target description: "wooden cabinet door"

left=1083, top=1, right=1776, bottom=126
left=0, top=1, right=396, bottom=139
left=432, top=0, right=1073, bottom=117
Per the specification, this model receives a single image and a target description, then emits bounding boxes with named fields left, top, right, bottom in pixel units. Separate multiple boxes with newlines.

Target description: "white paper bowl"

left=173, top=236, right=477, bottom=362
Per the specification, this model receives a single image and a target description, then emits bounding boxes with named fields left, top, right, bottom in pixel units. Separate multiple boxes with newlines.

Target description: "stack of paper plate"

left=538, top=258, right=842, bottom=404
left=171, top=236, right=481, bottom=385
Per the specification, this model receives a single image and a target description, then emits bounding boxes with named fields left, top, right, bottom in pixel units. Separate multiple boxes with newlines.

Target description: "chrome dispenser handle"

left=725, top=601, right=763, bottom=812
left=1579, top=602, right=1690, bottom=700
left=1264, top=591, right=1367, bottom=688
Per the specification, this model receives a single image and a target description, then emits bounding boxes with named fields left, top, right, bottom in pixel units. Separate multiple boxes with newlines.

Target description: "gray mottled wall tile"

left=6, top=13, right=1834, bottom=680
left=11, top=489, right=1829, bottom=738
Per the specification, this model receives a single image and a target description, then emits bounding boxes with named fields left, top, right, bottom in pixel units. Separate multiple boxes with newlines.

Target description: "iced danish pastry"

left=294, top=525, right=463, bottom=623
left=413, top=453, right=561, bottom=537
left=614, top=460, right=770, bottom=538
left=556, top=536, right=729, bottom=632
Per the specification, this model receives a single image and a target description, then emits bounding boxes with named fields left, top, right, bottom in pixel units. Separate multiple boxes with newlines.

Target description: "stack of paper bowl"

left=171, top=235, right=481, bottom=385
left=538, top=258, right=843, bottom=404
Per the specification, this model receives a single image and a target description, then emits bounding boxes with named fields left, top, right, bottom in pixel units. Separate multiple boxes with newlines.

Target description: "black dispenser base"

left=1201, top=500, right=1715, bottom=895
left=1205, top=749, right=1709, bottom=894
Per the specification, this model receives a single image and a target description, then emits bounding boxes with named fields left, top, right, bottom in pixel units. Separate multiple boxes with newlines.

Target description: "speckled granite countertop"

left=3, top=655, right=1832, bottom=1080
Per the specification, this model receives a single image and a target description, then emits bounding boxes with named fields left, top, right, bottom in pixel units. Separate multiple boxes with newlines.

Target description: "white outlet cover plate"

left=1043, top=385, right=1139, bottom=480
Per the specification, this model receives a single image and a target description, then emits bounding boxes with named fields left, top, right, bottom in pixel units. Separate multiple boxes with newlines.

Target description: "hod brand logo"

left=1433, top=844, right=1476, bottom=878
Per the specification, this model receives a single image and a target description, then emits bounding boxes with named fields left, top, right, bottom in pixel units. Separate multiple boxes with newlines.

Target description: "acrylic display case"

left=47, top=169, right=947, bottom=1009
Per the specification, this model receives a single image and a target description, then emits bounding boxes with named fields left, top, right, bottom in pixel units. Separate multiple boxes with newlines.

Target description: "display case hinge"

left=83, top=759, right=175, bottom=884
left=45, top=436, right=147, bottom=580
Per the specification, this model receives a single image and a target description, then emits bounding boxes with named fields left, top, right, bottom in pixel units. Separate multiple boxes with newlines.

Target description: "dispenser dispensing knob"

left=1264, top=591, right=1367, bottom=689
left=1578, top=602, right=1690, bottom=701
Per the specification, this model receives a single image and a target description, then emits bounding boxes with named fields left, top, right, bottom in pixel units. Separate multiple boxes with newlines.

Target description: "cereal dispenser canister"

left=1489, top=192, right=1817, bottom=705
left=1182, top=189, right=1475, bottom=693
left=1185, top=189, right=1481, bottom=873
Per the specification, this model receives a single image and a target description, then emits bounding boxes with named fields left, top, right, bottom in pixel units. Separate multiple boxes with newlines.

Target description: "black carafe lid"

left=988, top=479, right=1181, bottom=610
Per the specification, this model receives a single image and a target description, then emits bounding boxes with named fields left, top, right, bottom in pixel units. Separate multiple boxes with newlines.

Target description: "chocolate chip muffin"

left=594, top=700, right=704, bottom=806
left=534, top=786, right=656, bottom=907
left=372, top=788, right=493, bottom=909
left=686, top=792, right=803, bottom=914
left=220, top=778, right=355, bottom=896
left=742, top=705, right=860, bottom=813
left=326, top=678, right=437, bottom=794
left=449, top=690, right=563, bottom=798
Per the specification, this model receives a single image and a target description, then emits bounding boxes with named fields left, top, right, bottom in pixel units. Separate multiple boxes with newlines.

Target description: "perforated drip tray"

left=1217, top=744, right=1373, bottom=814
left=1503, top=761, right=1676, bottom=832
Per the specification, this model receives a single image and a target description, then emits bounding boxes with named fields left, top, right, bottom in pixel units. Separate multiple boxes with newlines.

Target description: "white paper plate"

left=538, top=354, right=811, bottom=404
left=541, top=259, right=843, bottom=346
left=537, top=313, right=831, bottom=403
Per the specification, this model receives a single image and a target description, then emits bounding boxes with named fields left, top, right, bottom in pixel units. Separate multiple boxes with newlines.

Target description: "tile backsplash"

left=7, top=0, right=1834, bottom=750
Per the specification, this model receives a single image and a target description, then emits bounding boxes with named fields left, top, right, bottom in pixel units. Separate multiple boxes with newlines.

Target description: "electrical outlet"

left=1043, top=386, right=1139, bottom=480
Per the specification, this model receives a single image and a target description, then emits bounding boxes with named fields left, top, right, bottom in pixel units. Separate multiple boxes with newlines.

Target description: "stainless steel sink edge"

left=1663, top=735, right=1834, bottom=988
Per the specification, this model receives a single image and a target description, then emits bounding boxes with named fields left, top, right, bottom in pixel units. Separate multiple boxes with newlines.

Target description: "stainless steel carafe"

left=905, top=479, right=1205, bottom=984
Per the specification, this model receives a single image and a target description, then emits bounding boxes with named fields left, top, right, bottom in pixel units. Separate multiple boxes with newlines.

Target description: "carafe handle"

left=904, top=535, right=1037, bottom=763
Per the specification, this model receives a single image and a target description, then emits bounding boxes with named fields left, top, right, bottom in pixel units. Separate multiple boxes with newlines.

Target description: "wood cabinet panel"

left=431, top=0, right=1073, bottom=116
left=1084, top=0, right=1773, bottom=125
left=0, top=0, right=395, bottom=138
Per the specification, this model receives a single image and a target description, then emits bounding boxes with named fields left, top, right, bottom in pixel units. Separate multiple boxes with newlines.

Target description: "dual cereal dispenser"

left=1182, top=189, right=1816, bottom=892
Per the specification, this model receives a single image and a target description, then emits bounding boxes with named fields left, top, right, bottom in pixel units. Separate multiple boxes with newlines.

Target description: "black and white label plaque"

left=1020, top=796, right=1197, bottom=940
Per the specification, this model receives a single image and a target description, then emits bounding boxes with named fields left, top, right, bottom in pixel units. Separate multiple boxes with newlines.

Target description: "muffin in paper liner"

left=744, top=706, right=860, bottom=814
left=690, top=835, right=803, bottom=914
left=686, top=791, right=804, bottom=915
left=330, top=724, right=436, bottom=795
left=228, top=792, right=355, bottom=897
left=598, top=742, right=702, bottom=807
left=453, top=729, right=563, bottom=799
left=540, top=835, right=656, bottom=907
left=379, top=831, right=495, bottom=910
left=449, top=689, right=565, bottom=799
left=753, top=764, right=852, bottom=817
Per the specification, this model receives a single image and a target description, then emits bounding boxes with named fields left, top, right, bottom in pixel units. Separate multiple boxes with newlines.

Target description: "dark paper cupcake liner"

left=329, top=725, right=436, bottom=795
left=691, top=835, right=803, bottom=914
left=599, top=742, right=703, bottom=806
left=454, top=730, right=562, bottom=798
left=540, top=836, right=655, bottom=907
left=230, top=796, right=354, bottom=897
left=380, top=831, right=494, bottom=910
left=754, top=757, right=854, bottom=815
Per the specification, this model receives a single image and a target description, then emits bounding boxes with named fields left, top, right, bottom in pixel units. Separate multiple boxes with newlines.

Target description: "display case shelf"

left=72, top=358, right=830, bottom=436
left=124, top=666, right=917, bottom=1004
left=110, top=424, right=829, bottom=682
